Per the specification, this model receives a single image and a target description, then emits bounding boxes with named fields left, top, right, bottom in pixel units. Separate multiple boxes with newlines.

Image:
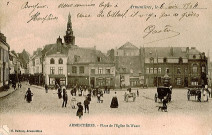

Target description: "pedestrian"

left=25, top=88, right=33, bottom=103
left=197, top=90, right=201, bottom=102
left=76, top=102, right=83, bottom=119
left=97, top=92, right=101, bottom=103
left=71, top=96, right=77, bottom=109
left=45, top=84, right=48, bottom=93
left=110, top=92, right=118, bottom=108
left=137, top=90, right=139, bottom=97
left=62, top=89, right=68, bottom=107
left=13, top=81, right=16, bottom=90
left=84, top=97, right=90, bottom=113
left=58, top=87, right=62, bottom=99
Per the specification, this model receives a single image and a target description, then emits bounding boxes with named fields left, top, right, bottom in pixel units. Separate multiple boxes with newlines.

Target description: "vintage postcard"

left=0, top=0, right=212, bottom=134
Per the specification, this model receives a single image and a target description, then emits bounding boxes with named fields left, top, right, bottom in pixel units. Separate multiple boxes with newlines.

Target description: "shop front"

left=49, top=74, right=66, bottom=86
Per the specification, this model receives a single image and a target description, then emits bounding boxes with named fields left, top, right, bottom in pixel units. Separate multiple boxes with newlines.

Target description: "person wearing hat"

left=62, top=89, right=68, bottom=107
left=76, top=102, right=83, bottom=119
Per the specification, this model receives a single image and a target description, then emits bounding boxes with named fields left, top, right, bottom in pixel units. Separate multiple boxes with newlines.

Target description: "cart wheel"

left=155, top=94, right=157, bottom=102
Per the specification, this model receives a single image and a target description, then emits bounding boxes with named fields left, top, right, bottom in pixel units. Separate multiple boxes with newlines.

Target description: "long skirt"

left=110, top=97, right=118, bottom=108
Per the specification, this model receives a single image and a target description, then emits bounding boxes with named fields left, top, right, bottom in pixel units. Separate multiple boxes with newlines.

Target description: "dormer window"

left=50, top=58, right=55, bottom=64
left=97, top=57, right=101, bottom=62
left=74, top=55, right=80, bottom=62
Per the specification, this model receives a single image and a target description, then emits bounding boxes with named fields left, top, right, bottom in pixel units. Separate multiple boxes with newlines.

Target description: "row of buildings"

left=0, top=13, right=209, bottom=90
left=28, top=13, right=208, bottom=88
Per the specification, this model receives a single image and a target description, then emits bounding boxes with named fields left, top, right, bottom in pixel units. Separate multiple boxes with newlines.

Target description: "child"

left=76, top=102, right=83, bottom=119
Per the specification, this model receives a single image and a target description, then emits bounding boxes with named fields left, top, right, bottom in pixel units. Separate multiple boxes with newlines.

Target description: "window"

left=158, top=68, right=161, bottom=74
left=74, top=55, right=80, bottom=62
left=97, top=57, right=101, bottom=62
left=50, top=67, right=55, bottom=74
left=202, top=66, right=205, bottom=73
left=150, top=57, right=154, bottom=63
left=106, top=68, right=110, bottom=74
left=192, top=64, right=197, bottom=73
left=79, top=66, right=84, bottom=74
left=154, top=68, right=157, bottom=74
left=146, top=68, right=149, bottom=74
left=72, top=66, right=77, bottom=73
left=35, top=59, right=39, bottom=65
left=166, top=68, right=169, bottom=74
left=163, top=58, right=167, bottom=63
left=193, top=55, right=196, bottom=59
left=177, top=68, right=181, bottom=74
left=185, top=68, right=188, bottom=74
left=58, top=58, right=63, bottom=64
left=98, top=68, right=103, bottom=74
left=176, top=78, right=181, bottom=85
left=91, top=69, right=95, bottom=74
left=58, top=67, right=63, bottom=74
left=49, top=78, right=55, bottom=85
left=150, top=68, right=153, bottom=74
left=50, top=58, right=55, bottom=64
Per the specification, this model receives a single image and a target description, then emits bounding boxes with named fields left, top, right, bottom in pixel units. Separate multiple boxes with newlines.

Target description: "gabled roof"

left=144, top=47, right=187, bottom=58
left=118, top=42, right=139, bottom=50
left=43, top=43, right=69, bottom=56
left=67, top=47, right=113, bottom=64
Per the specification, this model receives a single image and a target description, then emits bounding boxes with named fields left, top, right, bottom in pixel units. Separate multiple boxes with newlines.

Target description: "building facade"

left=108, top=42, right=144, bottom=88
left=0, top=32, right=10, bottom=90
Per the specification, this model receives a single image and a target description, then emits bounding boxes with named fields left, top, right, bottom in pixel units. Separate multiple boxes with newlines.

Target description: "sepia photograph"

left=0, top=0, right=212, bottom=134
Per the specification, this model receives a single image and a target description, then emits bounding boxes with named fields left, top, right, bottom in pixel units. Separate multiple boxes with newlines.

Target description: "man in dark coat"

left=76, top=102, right=83, bottom=119
left=58, top=87, right=62, bottom=99
left=84, top=97, right=90, bottom=113
left=62, top=90, right=68, bottom=107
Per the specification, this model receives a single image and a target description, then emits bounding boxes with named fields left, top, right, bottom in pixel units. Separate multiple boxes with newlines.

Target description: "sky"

left=0, top=0, right=212, bottom=58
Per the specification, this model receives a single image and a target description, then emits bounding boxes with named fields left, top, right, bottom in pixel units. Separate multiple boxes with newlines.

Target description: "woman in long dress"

left=110, top=92, right=118, bottom=108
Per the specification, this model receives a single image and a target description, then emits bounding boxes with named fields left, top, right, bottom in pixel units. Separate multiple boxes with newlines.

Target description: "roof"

left=44, top=43, right=69, bottom=56
left=118, top=42, right=139, bottom=50
left=67, top=47, right=113, bottom=64
left=188, top=47, right=201, bottom=54
left=144, top=47, right=187, bottom=58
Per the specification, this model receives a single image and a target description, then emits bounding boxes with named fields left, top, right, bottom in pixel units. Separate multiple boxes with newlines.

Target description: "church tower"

left=64, top=13, right=75, bottom=45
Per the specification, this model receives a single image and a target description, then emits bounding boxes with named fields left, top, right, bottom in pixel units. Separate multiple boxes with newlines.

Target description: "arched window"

left=58, top=58, right=63, bottom=64
left=50, top=58, right=55, bottom=64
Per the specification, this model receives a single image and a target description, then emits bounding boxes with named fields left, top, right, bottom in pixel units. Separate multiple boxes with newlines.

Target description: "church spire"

left=64, top=13, right=75, bottom=45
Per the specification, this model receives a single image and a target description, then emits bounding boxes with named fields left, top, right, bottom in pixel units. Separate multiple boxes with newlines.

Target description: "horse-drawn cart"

left=155, top=86, right=172, bottom=102
left=187, top=88, right=209, bottom=102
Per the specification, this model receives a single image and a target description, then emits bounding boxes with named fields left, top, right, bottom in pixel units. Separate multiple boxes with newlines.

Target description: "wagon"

left=155, top=86, right=172, bottom=102
left=187, top=88, right=200, bottom=101
left=187, top=88, right=209, bottom=102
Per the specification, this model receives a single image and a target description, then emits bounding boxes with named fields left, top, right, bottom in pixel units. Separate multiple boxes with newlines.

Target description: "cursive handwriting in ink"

left=27, top=12, right=58, bottom=23
left=143, top=25, right=180, bottom=44
left=21, top=2, right=48, bottom=15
